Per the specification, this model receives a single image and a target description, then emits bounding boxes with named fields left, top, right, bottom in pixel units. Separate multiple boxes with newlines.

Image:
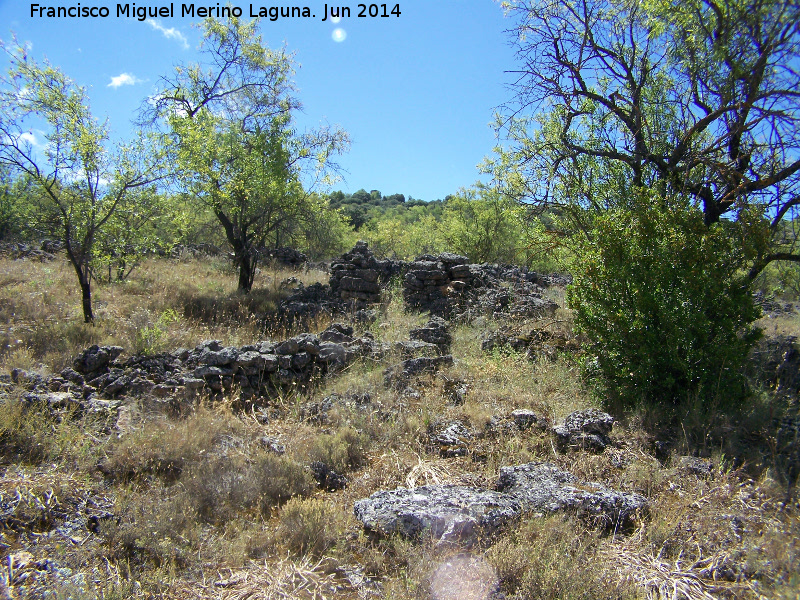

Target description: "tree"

left=489, top=0, right=800, bottom=407
left=92, top=186, right=179, bottom=282
left=491, top=0, right=800, bottom=277
left=151, top=16, right=349, bottom=292
left=0, top=164, right=20, bottom=240
left=441, top=185, right=529, bottom=265
left=0, top=43, right=166, bottom=322
left=300, top=194, right=356, bottom=259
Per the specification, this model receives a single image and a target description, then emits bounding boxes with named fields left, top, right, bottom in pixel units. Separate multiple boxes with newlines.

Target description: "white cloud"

left=146, top=19, right=189, bottom=49
left=108, top=73, right=144, bottom=88
left=15, top=129, right=46, bottom=150
left=19, top=131, right=37, bottom=145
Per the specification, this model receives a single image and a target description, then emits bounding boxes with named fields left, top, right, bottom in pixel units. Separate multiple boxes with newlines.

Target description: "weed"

left=274, top=496, right=343, bottom=557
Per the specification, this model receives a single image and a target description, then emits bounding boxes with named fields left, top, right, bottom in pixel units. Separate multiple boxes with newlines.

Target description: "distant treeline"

left=326, top=189, right=445, bottom=231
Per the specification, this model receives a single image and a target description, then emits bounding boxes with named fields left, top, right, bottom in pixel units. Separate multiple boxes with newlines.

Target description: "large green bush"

left=567, top=194, right=765, bottom=410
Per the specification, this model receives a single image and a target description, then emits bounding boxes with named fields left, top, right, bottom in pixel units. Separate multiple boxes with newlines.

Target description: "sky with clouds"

left=0, top=1, right=518, bottom=201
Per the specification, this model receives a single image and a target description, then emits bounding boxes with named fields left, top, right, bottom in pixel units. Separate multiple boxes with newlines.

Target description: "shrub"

left=275, top=496, right=340, bottom=557
left=0, top=398, right=94, bottom=465
left=567, top=194, right=764, bottom=411
left=305, top=426, right=369, bottom=473
left=181, top=453, right=314, bottom=524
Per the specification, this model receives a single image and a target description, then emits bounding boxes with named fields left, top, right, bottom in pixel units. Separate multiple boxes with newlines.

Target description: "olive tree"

left=150, top=17, right=349, bottom=292
left=0, top=44, right=167, bottom=322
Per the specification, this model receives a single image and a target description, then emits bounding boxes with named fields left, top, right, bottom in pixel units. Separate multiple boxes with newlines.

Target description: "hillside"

left=0, top=244, right=798, bottom=599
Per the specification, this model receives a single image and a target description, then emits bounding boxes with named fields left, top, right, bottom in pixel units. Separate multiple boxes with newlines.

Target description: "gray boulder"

left=511, top=409, right=545, bottom=430
left=354, top=462, right=647, bottom=545
left=409, top=316, right=452, bottom=354
left=496, top=462, right=647, bottom=528
left=72, top=345, right=124, bottom=376
left=554, top=408, right=615, bottom=452
left=354, top=485, right=522, bottom=545
left=430, top=422, right=473, bottom=457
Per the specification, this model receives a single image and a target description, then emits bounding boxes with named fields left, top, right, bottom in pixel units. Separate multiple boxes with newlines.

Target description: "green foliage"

left=132, top=308, right=180, bottom=355
left=0, top=43, right=166, bottom=321
left=154, top=16, right=349, bottom=292
left=327, top=188, right=443, bottom=233
left=440, top=185, right=529, bottom=264
left=361, top=211, right=443, bottom=259
left=299, top=194, right=357, bottom=260
left=92, top=188, right=181, bottom=283
left=491, top=0, right=800, bottom=279
left=0, top=165, right=20, bottom=240
left=567, top=193, right=765, bottom=409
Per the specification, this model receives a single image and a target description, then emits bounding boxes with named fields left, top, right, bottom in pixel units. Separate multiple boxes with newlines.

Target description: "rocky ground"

left=0, top=244, right=798, bottom=599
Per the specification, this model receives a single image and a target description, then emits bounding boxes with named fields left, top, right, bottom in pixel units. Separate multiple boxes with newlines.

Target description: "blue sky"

left=0, top=1, right=517, bottom=201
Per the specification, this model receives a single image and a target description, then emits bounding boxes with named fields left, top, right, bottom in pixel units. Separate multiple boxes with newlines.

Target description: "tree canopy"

left=491, top=0, right=800, bottom=277
left=0, top=43, right=167, bottom=322
left=151, top=16, right=349, bottom=292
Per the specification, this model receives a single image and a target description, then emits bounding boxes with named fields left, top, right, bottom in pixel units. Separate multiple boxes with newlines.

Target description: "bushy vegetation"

left=568, top=194, right=765, bottom=410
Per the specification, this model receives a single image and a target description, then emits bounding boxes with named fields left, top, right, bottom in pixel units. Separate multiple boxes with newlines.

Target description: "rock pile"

left=273, top=283, right=345, bottom=328
left=401, top=251, right=564, bottom=318
left=4, top=327, right=388, bottom=412
left=329, top=242, right=402, bottom=307
left=2, top=318, right=457, bottom=416
left=267, top=243, right=567, bottom=326
left=0, top=241, right=60, bottom=261
left=481, top=326, right=580, bottom=360
left=354, top=462, right=647, bottom=545
left=409, top=316, right=452, bottom=354
left=402, top=253, right=477, bottom=314
left=258, top=246, right=307, bottom=268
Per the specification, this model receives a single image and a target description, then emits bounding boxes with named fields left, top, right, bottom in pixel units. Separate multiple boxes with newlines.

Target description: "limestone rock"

left=354, top=485, right=522, bottom=545
left=72, top=345, right=124, bottom=376
left=310, top=461, right=348, bottom=491
left=495, top=462, right=646, bottom=528
left=409, top=316, right=452, bottom=354
left=554, top=409, right=615, bottom=452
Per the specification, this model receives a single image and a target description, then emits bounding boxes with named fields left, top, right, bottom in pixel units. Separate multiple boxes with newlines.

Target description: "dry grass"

left=0, top=254, right=799, bottom=599
left=171, top=556, right=362, bottom=600
left=0, top=255, right=327, bottom=372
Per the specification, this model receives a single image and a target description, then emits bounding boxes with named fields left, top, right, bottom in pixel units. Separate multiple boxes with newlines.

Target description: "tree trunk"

left=213, top=209, right=257, bottom=293
left=67, top=252, right=95, bottom=324
left=237, top=251, right=256, bottom=293
left=81, top=281, right=94, bottom=324
left=80, top=275, right=94, bottom=323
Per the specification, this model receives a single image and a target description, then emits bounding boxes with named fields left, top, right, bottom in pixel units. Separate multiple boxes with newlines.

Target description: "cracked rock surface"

left=354, top=462, right=647, bottom=545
